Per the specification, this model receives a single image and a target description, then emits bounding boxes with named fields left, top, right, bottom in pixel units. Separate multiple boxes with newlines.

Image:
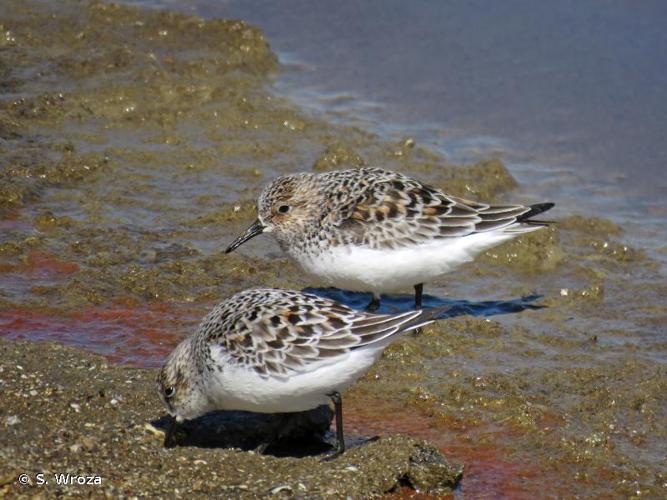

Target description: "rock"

left=6, top=415, right=20, bottom=426
left=403, top=443, right=463, bottom=493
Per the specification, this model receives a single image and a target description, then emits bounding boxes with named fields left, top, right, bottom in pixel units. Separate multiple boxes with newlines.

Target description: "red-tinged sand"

left=345, top=396, right=563, bottom=499
left=0, top=250, right=79, bottom=275
left=0, top=304, right=203, bottom=367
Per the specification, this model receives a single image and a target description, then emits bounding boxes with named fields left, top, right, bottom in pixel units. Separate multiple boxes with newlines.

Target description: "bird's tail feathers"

left=517, top=202, right=555, bottom=226
left=401, top=304, right=453, bottom=333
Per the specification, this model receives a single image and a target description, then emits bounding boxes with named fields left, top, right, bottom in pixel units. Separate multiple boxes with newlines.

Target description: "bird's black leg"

left=323, top=391, right=345, bottom=459
left=366, top=293, right=381, bottom=312
left=333, top=392, right=345, bottom=454
left=411, top=284, right=426, bottom=336
left=164, top=416, right=178, bottom=448
left=414, top=283, right=424, bottom=309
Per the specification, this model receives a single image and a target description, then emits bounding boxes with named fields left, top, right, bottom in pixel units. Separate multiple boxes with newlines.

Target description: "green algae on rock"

left=436, top=159, right=519, bottom=201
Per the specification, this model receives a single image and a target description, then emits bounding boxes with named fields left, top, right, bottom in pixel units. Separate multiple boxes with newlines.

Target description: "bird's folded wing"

left=332, top=177, right=531, bottom=249
left=221, top=290, right=424, bottom=378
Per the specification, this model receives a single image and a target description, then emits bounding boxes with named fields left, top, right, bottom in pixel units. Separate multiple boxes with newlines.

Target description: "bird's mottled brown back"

left=195, top=288, right=427, bottom=379
left=317, top=167, right=533, bottom=249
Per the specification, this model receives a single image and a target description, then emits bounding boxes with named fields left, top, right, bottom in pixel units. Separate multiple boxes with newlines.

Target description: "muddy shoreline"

left=1, top=0, right=665, bottom=497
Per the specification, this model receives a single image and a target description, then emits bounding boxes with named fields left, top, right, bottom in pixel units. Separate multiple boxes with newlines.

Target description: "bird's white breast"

left=292, top=230, right=519, bottom=293
left=204, top=345, right=384, bottom=413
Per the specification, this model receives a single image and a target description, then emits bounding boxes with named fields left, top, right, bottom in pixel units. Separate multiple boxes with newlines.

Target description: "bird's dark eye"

left=278, top=205, right=290, bottom=214
left=164, top=386, right=175, bottom=398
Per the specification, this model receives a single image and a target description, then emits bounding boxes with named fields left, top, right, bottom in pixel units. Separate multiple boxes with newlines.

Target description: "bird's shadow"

left=151, top=405, right=344, bottom=457
left=302, top=287, right=546, bottom=317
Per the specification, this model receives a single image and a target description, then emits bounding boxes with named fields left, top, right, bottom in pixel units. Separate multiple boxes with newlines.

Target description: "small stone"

left=270, top=485, right=292, bottom=495
left=81, top=436, right=96, bottom=450
left=144, top=423, right=164, bottom=436
left=70, top=403, right=81, bottom=412
left=6, top=415, right=20, bottom=426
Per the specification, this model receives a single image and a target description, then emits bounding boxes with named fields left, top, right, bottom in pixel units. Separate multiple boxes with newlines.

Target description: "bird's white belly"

left=206, top=348, right=382, bottom=413
left=294, top=231, right=515, bottom=293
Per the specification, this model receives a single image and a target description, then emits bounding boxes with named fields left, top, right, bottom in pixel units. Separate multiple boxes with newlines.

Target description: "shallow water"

left=183, top=0, right=667, bottom=252
left=1, top=1, right=665, bottom=497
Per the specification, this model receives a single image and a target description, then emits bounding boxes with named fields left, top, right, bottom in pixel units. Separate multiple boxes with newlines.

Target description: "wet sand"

left=1, top=1, right=666, bottom=497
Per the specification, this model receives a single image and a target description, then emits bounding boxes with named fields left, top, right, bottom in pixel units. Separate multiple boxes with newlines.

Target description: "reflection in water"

left=303, top=286, right=544, bottom=317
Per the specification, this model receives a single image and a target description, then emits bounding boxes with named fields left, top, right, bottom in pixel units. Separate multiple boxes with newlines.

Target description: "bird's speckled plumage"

left=255, top=167, right=550, bottom=252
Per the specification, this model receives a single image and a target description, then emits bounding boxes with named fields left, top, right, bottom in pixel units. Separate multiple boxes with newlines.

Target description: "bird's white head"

left=225, top=173, right=323, bottom=253
left=156, top=339, right=208, bottom=423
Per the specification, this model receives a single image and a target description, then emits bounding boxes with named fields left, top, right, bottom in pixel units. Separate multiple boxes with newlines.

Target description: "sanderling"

left=156, top=288, right=449, bottom=454
left=226, top=167, right=554, bottom=310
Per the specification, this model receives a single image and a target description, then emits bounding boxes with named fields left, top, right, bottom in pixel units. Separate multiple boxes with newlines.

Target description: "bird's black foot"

left=321, top=447, right=344, bottom=462
left=366, top=294, right=381, bottom=312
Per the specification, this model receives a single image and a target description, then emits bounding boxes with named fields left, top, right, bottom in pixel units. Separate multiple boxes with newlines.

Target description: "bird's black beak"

left=225, top=219, right=265, bottom=253
left=164, top=416, right=178, bottom=448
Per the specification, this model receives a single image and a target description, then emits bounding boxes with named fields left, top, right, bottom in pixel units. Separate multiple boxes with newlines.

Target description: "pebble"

left=81, top=436, right=96, bottom=449
left=144, top=423, right=164, bottom=436
left=270, top=485, right=292, bottom=494
left=6, top=415, right=20, bottom=426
